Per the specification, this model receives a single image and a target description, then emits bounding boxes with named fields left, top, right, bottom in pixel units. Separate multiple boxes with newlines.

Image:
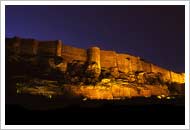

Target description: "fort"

left=6, top=36, right=185, bottom=84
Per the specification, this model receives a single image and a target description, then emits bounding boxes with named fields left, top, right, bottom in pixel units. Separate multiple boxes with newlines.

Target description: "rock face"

left=6, top=37, right=185, bottom=99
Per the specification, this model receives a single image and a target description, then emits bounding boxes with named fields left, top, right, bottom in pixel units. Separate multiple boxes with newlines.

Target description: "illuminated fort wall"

left=62, top=45, right=87, bottom=63
left=6, top=37, right=185, bottom=84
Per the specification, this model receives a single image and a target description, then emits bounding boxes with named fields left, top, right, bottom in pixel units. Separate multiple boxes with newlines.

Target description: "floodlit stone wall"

left=170, top=71, right=185, bottom=84
left=150, top=64, right=171, bottom=82
left=62, top=45, right=87, bottom=63
left=38, top=40, right=61, bottom=56
left=140, top=60, right=152, bottom=72
left=100, top=50, right=117, bottom=68
left=116, top=53, right=132, bottom=73
left=6, top=37, right=185, bottom=84
left=6, top=37, right=63, bottom=56
left=69, top=84, right=169, bottom=100
left=130, top=57, right=143, bottom=72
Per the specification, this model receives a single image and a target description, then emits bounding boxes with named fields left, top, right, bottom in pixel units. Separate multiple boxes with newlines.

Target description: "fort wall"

left=150, top=64, right=171, bottom=82
left=6, top=37, right=185, bottom=84
left=140, top=60, right=152, bottom=72
left=116, top=53, right=132, bottom=73
left=130, top=57, right=143, bottom=72
left=7, top=37, right=63, bottom=57
left=38, top=41, right=60, bottom=56
left=20, top=39, right=38, bottom=55
left=62, top=45, right=87, bottom=63
left=115, top=54, right=152, bottom=73
left=170, top=71, right=185, bottom=83
left=100, top=50, right=117, bottom=68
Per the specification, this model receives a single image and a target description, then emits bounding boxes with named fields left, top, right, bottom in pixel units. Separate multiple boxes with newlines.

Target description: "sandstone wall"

left=70, top=84, right=169, bottom=100
left=114, top=52, right=184, bottom=83
left=130, top=57, right=143, bottom=72
left=62, top=45, right=87, bottom=63
left=6, top=37, right=39, bottom=56
left=150, top=64, right=171, bottom=82
left=38, top=40, right=61, bottom=56
left=100, top=50, right=117, bottom=68
left=6, top=37, right=185, bottom=84
left=7, top=37, right=62, bottom=57
left=170, top=71, right=185, bottom=83
left=140, top=59, right=152, bottom=72
left=115, top=54, right=151, bottom=73
left=20, top=39, right=38, bottom=55
left=116, top=53, right=132, bottom=73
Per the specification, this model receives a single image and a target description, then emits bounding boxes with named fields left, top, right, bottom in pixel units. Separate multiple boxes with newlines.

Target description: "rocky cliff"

left=6, top=37, right=185, bottom=100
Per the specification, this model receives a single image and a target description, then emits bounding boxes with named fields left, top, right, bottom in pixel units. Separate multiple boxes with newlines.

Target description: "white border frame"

left=1, top=1, right=189, bottom=129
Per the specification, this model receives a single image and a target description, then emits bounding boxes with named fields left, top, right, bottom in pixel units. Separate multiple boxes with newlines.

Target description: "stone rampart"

left=150, top=64, right=171, bottom=82
left=20, top=39, right=38, bottom=55
left=62, top=45, right=87, bottom=63
left=140, top=59, right=152, bottom=72
left=170, top=71, right=185, bottom=84
left=6, top=37, right=63, bottom=57
left=116, top=53, right=132, bottom=73
left=38, top=40, right=60, bottom=56
left=6, top=37, right=185, bottom=84
left=100, top=50, right=117, bottom=68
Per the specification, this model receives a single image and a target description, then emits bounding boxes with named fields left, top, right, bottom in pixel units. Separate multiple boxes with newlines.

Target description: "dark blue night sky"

left=5, top=5, right=185, bottom=72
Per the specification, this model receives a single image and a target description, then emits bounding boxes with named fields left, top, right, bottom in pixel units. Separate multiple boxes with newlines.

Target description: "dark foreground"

left=6, top=94, right=185, bottom=125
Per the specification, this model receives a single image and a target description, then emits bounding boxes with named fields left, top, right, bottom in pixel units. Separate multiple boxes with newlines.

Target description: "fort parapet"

left=6, top=37, right=185, bottom=84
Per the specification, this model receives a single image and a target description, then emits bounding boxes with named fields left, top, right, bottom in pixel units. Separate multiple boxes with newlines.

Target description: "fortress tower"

left=87, top=47, right=101, bottom=78
left=56, top=40, right=62, bottom=57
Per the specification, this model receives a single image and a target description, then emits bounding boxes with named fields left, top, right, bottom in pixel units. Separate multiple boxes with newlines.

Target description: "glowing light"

left=157, top=95, right=162, bottom=99
left=16, top=89, right=20, bottom=94
left=83, top=98, right=87, bottom=101
left=166, top=97, right=171, bottom=99
left=161, top=95, right=166, bottom=98
left=48, top=95, right=52, bottom=99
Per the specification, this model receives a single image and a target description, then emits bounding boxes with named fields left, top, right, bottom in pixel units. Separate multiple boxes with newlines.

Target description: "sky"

left=5, top=5, right=185, bottom=72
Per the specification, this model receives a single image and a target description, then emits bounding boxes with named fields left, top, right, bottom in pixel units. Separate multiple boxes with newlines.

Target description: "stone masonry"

left=6, top=37, right=185, bottom=84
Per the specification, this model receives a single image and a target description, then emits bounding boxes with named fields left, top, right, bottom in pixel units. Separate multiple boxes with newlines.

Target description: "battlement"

left=6, top=37, right=185, bottom=84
